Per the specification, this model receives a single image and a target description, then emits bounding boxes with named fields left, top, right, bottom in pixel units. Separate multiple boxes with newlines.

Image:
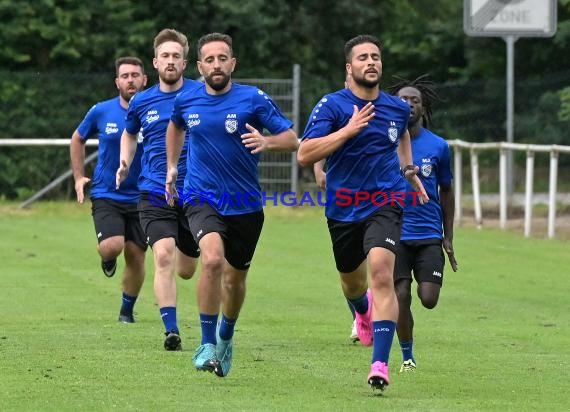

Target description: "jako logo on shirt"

left=225, top=113, right=238, bottom=133
left=105, top=123, right=119, bottom=134
left=186, top=113, right=200, bottom=129
left=146, top=109, right=159, bottom=124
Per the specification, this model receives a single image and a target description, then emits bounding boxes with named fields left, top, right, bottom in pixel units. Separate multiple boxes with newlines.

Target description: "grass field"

left=1, top=202, right=568, bottom=411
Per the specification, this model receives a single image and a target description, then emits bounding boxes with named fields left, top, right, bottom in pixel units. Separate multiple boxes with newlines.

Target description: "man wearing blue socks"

left=389, top=74, right=458, bottom=373
left=70, top=56, right=148, bottom=323
left=298, top=34, right=428, bottom=391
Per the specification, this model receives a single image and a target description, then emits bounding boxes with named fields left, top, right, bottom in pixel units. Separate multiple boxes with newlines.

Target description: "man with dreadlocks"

left=388, top=74, right=458, bottom=373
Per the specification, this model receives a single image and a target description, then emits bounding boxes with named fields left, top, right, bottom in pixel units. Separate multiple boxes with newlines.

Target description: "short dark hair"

left=114, top=56, right=145, bottom=76
left=153, top=28, right=189, bottom=58
left=388, top=74, right=442, bottom=127
left=196, top=32, right=233, bottom=60
left=344, top=35, right=381, bottom=63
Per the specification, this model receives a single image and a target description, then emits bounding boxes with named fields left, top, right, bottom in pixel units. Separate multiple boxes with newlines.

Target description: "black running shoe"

left=164, top=331, right=182, bottom=351
left=101, top=259, right=117, bottom=277
left=118, top=313, right=135, bottom=323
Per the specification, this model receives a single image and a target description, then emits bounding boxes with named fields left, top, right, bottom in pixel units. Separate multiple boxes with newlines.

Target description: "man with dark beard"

left=70, top=56, right=147, bottom=322
left=116, top=29, right=201, bottom=351
left=165, top=32, right=298, bottom=377
left=297, top=35, right=428, bottom=391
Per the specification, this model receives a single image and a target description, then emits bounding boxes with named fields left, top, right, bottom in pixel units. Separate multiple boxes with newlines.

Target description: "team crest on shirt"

left=421, top=163, right=432, bottom=177
left=225, top=113, right=238, bottom=134
left=387, top=121, right=398, bottom=143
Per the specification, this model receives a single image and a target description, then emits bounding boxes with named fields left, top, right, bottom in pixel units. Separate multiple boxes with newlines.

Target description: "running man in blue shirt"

left=116, top=29, right=201, bottom=351
left=70, top=56, right=148, bottom=324
left=165, top=32, right=298, bottom=377
left=389, top=75, right=458, bottom=373
left=298, top=34, right=428, bottom=391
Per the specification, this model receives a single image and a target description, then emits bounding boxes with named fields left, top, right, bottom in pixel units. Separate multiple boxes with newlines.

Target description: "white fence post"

left=499, top=149, right=508, bottom=229
left=470, top=148, right=482, bottom=228
left=454, top=147, right=462, bottom=224
left=548, top=150, right=559, bottom=239
left=524, top=151, right=535, bottom=238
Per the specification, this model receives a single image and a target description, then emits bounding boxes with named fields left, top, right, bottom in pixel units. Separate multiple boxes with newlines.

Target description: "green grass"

left=0, top=202, right=568, bottom=411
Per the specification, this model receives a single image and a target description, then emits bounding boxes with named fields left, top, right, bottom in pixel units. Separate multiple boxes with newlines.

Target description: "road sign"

left=464, top=0, right=557, bottom=37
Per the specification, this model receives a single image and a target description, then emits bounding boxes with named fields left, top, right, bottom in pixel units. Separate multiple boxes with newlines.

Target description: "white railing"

left=3, top=139, right=570, bottom=238
left=449, top=140, right=570, bottom=239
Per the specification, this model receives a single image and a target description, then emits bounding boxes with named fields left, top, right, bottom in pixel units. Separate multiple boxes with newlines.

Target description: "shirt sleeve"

left=438, top=141, right=453, bottom=185
left=301, top=95, right=337, bottom=141
left=252, top=89, right=293, bottom=135
left=76, top=104, right=99, bottom=141
left=124, top=94, right=141, bottom=135
left=170, top=92, right=187, bottom=130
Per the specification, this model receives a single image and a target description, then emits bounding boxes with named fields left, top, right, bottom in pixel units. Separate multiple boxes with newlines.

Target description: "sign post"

left=464, top=0, right=557, bottom=195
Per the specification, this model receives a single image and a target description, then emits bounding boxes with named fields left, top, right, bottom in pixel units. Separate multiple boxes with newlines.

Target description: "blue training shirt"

left=76, top=96, right=142, bottom=203
left=302, top=89, right=410, bottom=222
left=400, top=127, right=453, bottom=240
left=171, top=82, right=294, bottom=215
left=125, top=78, right=202, bottom=193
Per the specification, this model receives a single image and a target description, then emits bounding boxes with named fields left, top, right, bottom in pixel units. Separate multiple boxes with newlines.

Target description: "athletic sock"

left=199, top=313, right=218, bottom=345
left=346, top=298, right=356, bottom=320
left=399, top=340, right=415, bottom=363
left=120, top=292, right=137, bottom=315
left=159, top=306, right=178, bottom=334
left=371, top=320, right=397, bottom=364
left=347, top=292, right=369, bottom=315
left=218, top=314, right=237, bottom=341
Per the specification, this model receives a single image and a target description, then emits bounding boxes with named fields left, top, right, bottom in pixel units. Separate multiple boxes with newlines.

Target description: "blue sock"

left=399, top=340, right=415, bottom=363
left=200, top=313, right=218, bottom=345
left=159, top=307, right=178, bottom=334
left=347, top=292, right=369, bottom=315
left=371, top=320, right=397, bottom=364
left=218, top=314, right=237, bottom=341
left=346, top=299, right=356, bottom=320
left=120, top=292, right=137, bottom=315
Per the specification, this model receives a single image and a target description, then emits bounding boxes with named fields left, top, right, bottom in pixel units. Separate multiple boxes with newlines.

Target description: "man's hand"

left=403, top=166, right=429, bottom=204
left=241, top=123, right=268, bottom=154
left=443, top=238, right=458, bottom=272
left=315, top=169, right=326, bottom=191
left=74, top=177, right=91, bottom=203
left=165, top=166, right=178, bottom=206
left=115, top=160, right=129, bottom=190
left=344, top=103, right=375, bottom=139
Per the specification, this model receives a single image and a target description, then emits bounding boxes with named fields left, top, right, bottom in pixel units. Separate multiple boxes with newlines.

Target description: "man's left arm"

left=398, top=129, right=428, bottom=204
left=440, top=182, right=458, bottom=272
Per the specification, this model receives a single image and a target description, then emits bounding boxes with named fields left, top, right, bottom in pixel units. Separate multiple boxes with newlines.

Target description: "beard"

left=119, top=88, right=137, bottom=102
left=352, top=74, right=380, bottom=89
left=159, top=68, right=182, bottom=85
left=204, top=72, right=231, bottom=91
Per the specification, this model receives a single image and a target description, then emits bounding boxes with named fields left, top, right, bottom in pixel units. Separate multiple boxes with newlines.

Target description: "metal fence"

left=235, top=64, right=300, bottom=194
left=0, top=66, right=301, bottom=205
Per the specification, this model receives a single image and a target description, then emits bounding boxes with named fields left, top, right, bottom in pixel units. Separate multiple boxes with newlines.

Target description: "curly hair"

left=388, top=73, right=441, bottom=127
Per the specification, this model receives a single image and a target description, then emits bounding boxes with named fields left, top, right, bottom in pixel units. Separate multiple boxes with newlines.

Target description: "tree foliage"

left=1, top=0, right=569, bottom=198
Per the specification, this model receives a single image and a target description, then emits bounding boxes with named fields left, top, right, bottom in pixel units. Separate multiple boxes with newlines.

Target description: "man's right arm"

left=116, top=129, right=138, bottom=189
left=165, top=120, right=186, bottom=204
left=297, top=102, right=375, bottom=167
left=69, top=130, right=90, bottom=203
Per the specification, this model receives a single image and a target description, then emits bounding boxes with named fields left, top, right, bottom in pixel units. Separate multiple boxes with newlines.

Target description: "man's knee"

left=417, top=283, right=441, bottom=309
